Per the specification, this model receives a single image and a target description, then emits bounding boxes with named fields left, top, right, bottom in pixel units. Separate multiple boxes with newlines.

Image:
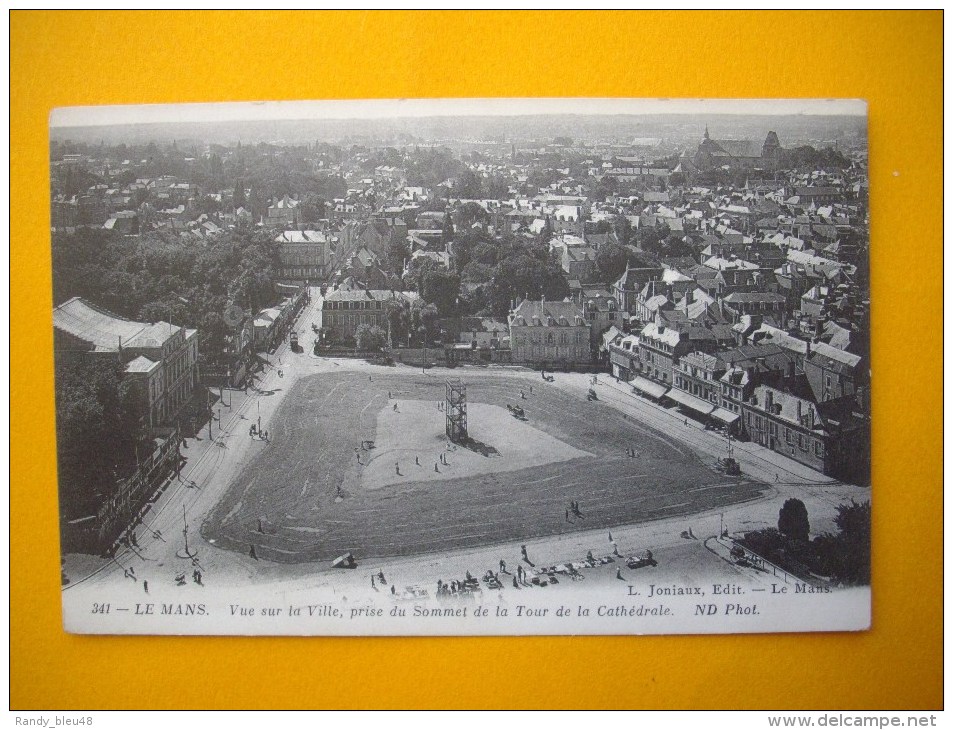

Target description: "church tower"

left=762, top=130, right=781, bottom=160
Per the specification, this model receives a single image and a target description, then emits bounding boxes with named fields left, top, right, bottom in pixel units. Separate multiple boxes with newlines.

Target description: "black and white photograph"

left=51, top=97, right=871, bottom=635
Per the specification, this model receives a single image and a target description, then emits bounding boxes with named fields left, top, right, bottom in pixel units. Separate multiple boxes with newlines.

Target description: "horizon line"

left=50, top=97, right=868, bottom=129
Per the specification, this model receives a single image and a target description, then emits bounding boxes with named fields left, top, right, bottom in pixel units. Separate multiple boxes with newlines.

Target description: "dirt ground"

left=202, top=370, right=765, bottom=563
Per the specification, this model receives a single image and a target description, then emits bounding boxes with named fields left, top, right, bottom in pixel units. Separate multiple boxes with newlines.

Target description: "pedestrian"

left=250, top=545, right=258, bottom=560
left=131, top=533, right=139, bottom=548
left=415, top=455, right=420, bottom=466
left=775, top=473, right=780, bottom=483
left=378, top=569, right=386, bottom=584
left=388, top=391, right=391, bottom=399
left=393, top=402, right=398, bottom=412
left=684, top=418, right=688, bottom=426
left=395, top=462, right=401, bottom=476
left=513, top=576, right=519, bottom=589
left=391, top=585, right=396, bottom=595
left=499, top=559, right=507, bottom=574
left=616, top=568, right=624, bottom=580
left=435, top=462, right=439, bottom=473
left=608, top=531, right=613, bottom=543
left=521, top=544, right=528, bottom=560
left=371, top=575, right=376, bottom=589
left=143, top=580, right=149, bottom=594
left=565, top=509, right=570, bottom=522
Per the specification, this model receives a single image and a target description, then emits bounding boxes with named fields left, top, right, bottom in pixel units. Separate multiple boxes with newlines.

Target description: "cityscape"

left=51, top=99, right=871, bottom=635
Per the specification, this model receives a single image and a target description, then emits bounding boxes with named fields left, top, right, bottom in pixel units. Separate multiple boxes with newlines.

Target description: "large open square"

left=202, top=369, right=766, bottom=562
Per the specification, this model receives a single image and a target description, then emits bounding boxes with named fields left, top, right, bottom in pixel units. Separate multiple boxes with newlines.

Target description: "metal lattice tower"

left=445, top=379, right=468, bottom=443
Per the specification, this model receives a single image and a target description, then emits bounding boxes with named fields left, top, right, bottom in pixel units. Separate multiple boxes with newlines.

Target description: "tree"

left=452, top=169, right=484, bottom=199
left=778, top=498, right=810, bottom=543
left=355, top=323, right=387, bottom=351
left=422, top=270, right=461, bottom=317
left=384, top=299, right=411, bottom=346
left=419, top=303, right=440, bottom=343
left=441, top=211, right=455, bottom=247
left=298, top=193, right=326, bottom=227
left=385, top=235, right=411, bottom=276
left=55, top=357, right=144, bottom=521
left=813, top=499, right=871, bottom=586
left=233, top=179, right=246, bottom=210
left=596, top=241, right=629, bottom=283
left=453, top=201, right=490, bottom=231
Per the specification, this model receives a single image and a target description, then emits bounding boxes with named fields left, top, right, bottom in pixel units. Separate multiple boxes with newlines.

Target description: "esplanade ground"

left=202, top=368, right=765, bottom=562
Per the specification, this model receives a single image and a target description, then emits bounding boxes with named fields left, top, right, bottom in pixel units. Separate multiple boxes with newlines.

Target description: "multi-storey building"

left=274, top=230, right=330, bottom=285
left=804, top=341, right=865, bottom=403
left=321, top=289, right=419, bottom=344
left=508, top=298, right=590, bottom=367
left=741, top=384, right=870, bottom=483
left=53, top=297, right=200, bottom=428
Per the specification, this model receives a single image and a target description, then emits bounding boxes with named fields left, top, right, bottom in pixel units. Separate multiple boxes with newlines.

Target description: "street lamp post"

left=176, top=504, right=197, bottom=559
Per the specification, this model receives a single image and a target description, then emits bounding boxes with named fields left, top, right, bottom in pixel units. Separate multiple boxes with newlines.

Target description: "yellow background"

left=11, top=11, right=942, bottom=710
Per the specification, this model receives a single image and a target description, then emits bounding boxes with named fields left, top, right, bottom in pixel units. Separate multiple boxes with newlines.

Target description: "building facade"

left=322, top=289, right=419, bottom=344
left=275, top=230, right=330, bottom=285
left=53, top=297, right=200, bottom=428
left=508, top=298, right=590, bottom=367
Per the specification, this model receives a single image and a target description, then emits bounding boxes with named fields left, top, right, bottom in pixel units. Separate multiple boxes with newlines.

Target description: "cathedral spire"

left=704, top=125, right=710, bottom=141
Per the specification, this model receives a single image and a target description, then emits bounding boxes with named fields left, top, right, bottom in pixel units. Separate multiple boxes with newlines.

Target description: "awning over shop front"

left=711, top=407, right=741, bottom=424
left=666, top=388, right=716, bottom=415
left=630, top=376, right=669, bottom=399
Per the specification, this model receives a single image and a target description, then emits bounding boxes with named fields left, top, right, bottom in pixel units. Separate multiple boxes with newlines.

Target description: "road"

left=62, top=293, right=869, bottom=609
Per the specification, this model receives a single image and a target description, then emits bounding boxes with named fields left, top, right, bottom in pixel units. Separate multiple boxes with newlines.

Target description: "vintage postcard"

left=52, top=97, right=871, bottom=635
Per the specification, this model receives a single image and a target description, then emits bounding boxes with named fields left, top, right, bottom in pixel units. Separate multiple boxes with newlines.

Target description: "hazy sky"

left=50, top=97, right=867, bottom=128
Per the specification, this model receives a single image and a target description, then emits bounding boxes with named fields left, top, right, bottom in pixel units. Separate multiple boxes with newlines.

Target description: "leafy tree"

left=536, top=217, right=555, bottom=247
left=419, top=302, right=440, bottom=343
left=778, top=498, right=810, bottom=542
left=596, top=241, right=629, bottom=283
left=55, top=357, right=144, bottom=520
left=813, top=500, right=871, bottom=586
left=441, top=211, right=454, bottom=247
left=232, top=179, right=246, bottom=210
left=452, top=201, right=490, bottom=231
left=355, top=324, right=387, bottom=351
left=298, top=193, right=326, bottom=227
left=612, top=214, right=633, bottom=246
left=385, top=235, right=411, bottom=276
left=452, top=169, right=484, bottom=199
left=422, top=270, right=461, bottom=317
left=384, top=299, right=411, bottom=346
